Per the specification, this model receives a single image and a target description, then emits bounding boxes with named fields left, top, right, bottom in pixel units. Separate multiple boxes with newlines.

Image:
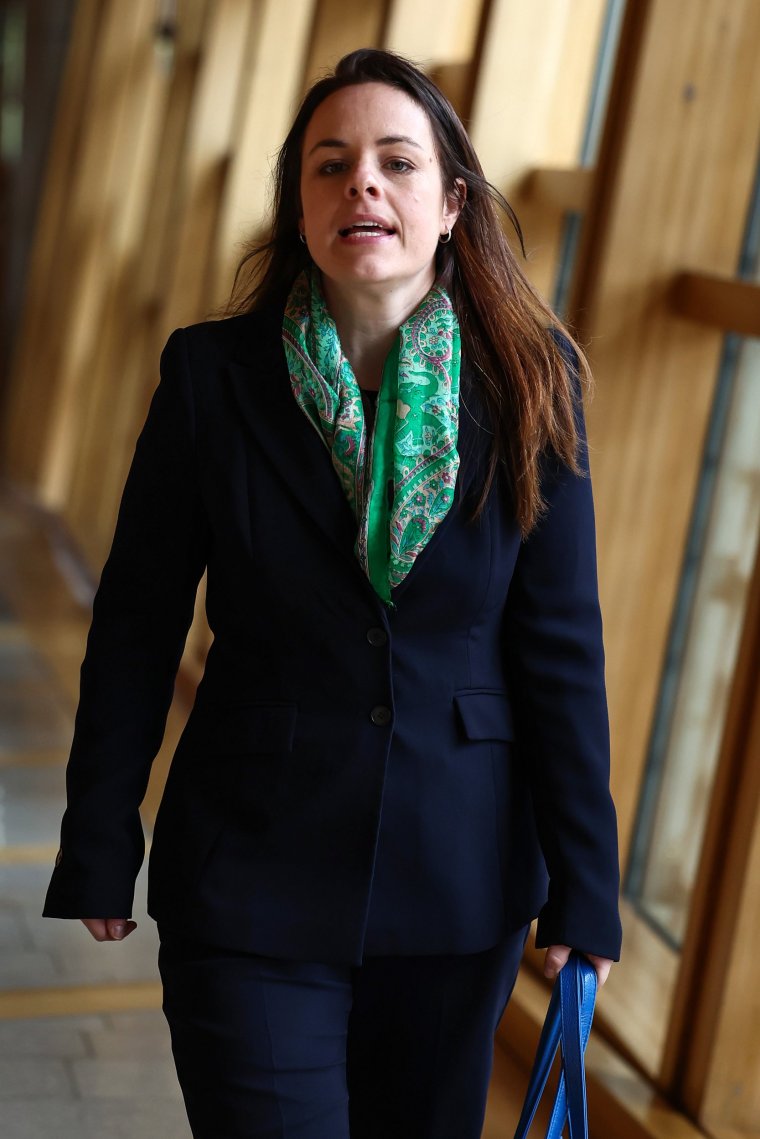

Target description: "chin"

left=329, top=260, right=433, bottom=294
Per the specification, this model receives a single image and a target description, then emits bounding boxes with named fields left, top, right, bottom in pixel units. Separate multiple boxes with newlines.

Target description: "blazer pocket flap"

left=214, top=703, right=297, bottom=754
left=454, top=690, right=514, bottom=742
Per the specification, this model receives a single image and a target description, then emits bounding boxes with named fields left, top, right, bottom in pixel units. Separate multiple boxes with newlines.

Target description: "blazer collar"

left=225, top=308, right=486, bottom=604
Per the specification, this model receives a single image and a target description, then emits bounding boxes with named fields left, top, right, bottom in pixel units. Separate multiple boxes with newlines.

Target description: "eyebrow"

left=307, top=135, right=423, bottom=156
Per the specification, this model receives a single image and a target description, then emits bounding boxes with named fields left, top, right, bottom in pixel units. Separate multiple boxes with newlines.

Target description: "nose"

left=347, top=162, right=379, bottom=199
left=347, top=181, right=379, bottom=199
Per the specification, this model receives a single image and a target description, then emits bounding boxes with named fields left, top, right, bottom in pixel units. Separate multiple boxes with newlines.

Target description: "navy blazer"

left=43, top=306, right=622, bottom=965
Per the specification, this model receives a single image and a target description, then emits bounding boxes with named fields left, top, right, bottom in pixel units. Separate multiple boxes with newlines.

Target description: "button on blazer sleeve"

left=43, top=328, right=209, bottom=919
left=502, top=345, right=622, bottom=961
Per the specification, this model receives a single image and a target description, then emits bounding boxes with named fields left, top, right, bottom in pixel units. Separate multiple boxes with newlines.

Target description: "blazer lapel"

left=389, top=374, right=485, bottom=603
left=226, top=315, right=360, bottom=565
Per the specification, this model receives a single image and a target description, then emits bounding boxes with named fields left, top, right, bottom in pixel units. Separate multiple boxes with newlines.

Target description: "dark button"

left=366, top=627, right=388, bottom=647
left=370, top=705, right=392, bottom=726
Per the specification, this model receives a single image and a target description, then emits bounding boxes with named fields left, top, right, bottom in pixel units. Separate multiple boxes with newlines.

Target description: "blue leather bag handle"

left=513, top=953, right=597, bottom=1138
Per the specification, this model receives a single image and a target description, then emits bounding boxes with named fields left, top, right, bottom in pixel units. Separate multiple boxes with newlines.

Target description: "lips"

left=338, top=217, right=396, bottom=238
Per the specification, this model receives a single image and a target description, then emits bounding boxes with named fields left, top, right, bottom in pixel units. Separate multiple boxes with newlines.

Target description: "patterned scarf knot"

left=282, top=269, right=460, bottom=603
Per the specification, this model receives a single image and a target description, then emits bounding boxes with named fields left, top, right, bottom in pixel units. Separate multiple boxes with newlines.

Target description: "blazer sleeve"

left=502, top=340, right=623, bottom=961
left=43, top=328, right=209, bottom=919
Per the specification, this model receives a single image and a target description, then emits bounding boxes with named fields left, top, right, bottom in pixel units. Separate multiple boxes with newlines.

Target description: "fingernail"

left=112, top=923, right=126, bottom=939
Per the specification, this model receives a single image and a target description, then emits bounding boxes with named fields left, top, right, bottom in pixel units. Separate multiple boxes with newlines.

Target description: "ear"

left=442, top=177, right=466, bottom=231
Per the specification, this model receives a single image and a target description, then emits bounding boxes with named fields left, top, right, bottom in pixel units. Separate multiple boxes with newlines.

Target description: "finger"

left=80, top=918, right=136, bottom=942
left=105, top=918, right=137, bottom=940
left=544, top=944, right=572, bottom=980
left=587, top=954, right=613, bottom=987
left=81, top=918, right=109, bottom=941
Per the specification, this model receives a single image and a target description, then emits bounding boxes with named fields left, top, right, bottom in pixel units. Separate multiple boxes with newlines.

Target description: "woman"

left=45, top=49, right=621, bottom=1139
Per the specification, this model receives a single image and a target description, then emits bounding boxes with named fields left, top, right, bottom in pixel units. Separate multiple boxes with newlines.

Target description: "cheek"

left=301, top=182, right=329, bottom=221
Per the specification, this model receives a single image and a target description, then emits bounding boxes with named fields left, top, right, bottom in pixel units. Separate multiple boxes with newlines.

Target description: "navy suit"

left=44, top=306, right=621, bottom=965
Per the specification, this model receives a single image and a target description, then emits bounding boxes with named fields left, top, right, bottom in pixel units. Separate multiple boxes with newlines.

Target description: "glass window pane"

left=626, top=155, right=760, bottom=946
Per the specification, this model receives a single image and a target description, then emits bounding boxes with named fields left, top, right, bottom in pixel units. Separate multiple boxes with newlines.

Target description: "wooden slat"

left=568, top=0, right=760, bottom=864
left=383, top=0, right=482, bottom=65
left=564, top=0, right=760, bottom=1110
left=62, top=0, right=255, bottom=574
left=0, top=982, right=162, bottom=1021
left=670, top=271, right=760, bottom=336
left=61, top=0, right=211, bottom=566
left=468, top=0, right=608, bottom=298
left=210, top=0, right=318, bottom=305
left=301, top=0, right=388, bottom=92
left=2, top=0, right=104, bottom=488
left=667, top=538, right=760, bottom=1128
left=0, top=844, right=61, bottom=865
left=569, top=0, right=651, bottom=336
left=522, top=165, right=594, bottom=213
left=76, top=0, right=213, bottom=557
left=31, top=0, right=158, bottom=511
left=161, top=0, right=263, bottom=327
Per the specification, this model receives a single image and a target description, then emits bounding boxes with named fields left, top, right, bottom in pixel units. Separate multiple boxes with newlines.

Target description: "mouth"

left=338, top=220, right=396, bottom=238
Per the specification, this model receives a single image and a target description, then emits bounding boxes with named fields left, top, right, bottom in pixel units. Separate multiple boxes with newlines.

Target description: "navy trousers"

left=158, top=925, right=528, bottom=1139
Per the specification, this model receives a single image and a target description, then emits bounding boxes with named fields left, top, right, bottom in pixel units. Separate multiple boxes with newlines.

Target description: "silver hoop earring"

left=439, top=227, right=452, bottom=244
left=299, top=232, right=307, bottom=245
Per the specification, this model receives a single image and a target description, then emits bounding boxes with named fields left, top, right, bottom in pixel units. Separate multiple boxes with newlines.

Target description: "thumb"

left=106, top=918, right=137, bottom=940
left=543, top=944, right=572, bottom=980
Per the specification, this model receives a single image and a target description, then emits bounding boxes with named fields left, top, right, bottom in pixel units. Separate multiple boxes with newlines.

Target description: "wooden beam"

left=522, top=165, right=594, bottom=213
left=383, top=0, right=482, bottom=65
left=569, top=0, right=651, bottom=337
left=0, top=982, right=162, bottom=1020
left=1, top=0, right=104, bottom=488
left=63, top=0, right=212, bottom=566
left=561, top=0, right=760, bottom=1113
left=301, top=0, right=388, bottom=92
left=162, top=0, right=264, bottom=327
left=666, top=536, right=760, bottom=1128
left=468, top=0, right=608, bottom=298
left=565, top=0, right=760, bottom=865
left=210, top=0, right=317, bottom=305
left=670, top=271, right=760, bottom=336
left=32, top=0, right=162, bottom=511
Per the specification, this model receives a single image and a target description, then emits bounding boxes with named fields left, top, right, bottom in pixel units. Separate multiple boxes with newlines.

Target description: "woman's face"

left=299, top=82, right=460, bottom=306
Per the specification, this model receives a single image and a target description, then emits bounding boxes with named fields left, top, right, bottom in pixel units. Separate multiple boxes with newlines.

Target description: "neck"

left=321, top=275, right=434, bottom=390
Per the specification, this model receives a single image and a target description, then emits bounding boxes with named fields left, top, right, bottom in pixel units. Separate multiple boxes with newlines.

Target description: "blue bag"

left=513, top=953, right=597, bottom=1139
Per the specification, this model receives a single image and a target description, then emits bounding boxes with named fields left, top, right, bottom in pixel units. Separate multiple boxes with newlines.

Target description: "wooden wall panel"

left=161, top=0, right=260, bottom=328
left=468, top=0, right=607, bottom=297
left=384, top=0, right=482, bottom=65
left=32, top=0, right=161, bottom=511
left=698, top=676, right=760, bottom=1132
left=658, top=536, right=760, bottom=1130
left=569, top=0, right=760, bottom=861
left=301, top=0, right=388, bottom=90
left=210, top=0, right=317, bottom=305
left=63, top=0, right=211, bottom=565
left=2, top=0, right=104, bottom=487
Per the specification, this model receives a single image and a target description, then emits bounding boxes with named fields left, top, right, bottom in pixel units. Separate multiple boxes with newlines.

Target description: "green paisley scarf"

left=282, top=269, right=461, bottom=604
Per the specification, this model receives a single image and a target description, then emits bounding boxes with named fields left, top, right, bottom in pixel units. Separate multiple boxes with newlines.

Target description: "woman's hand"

left=544, top=944, right=613, bottom=986
left=80, top=918, right=137, bottom=942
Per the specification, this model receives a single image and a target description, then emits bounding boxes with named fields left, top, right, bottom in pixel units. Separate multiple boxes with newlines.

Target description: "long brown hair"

left=227, top=49, right=590, bottom=535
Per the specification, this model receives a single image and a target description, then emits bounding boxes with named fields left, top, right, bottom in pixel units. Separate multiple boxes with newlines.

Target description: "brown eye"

left=319, top=161, right=348, bottom=175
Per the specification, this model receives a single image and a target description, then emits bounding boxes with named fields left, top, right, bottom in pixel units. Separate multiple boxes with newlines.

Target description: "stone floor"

left=0, top=492, right=192, bottom=1137
left=0, top=490, right=531, bottom=1137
